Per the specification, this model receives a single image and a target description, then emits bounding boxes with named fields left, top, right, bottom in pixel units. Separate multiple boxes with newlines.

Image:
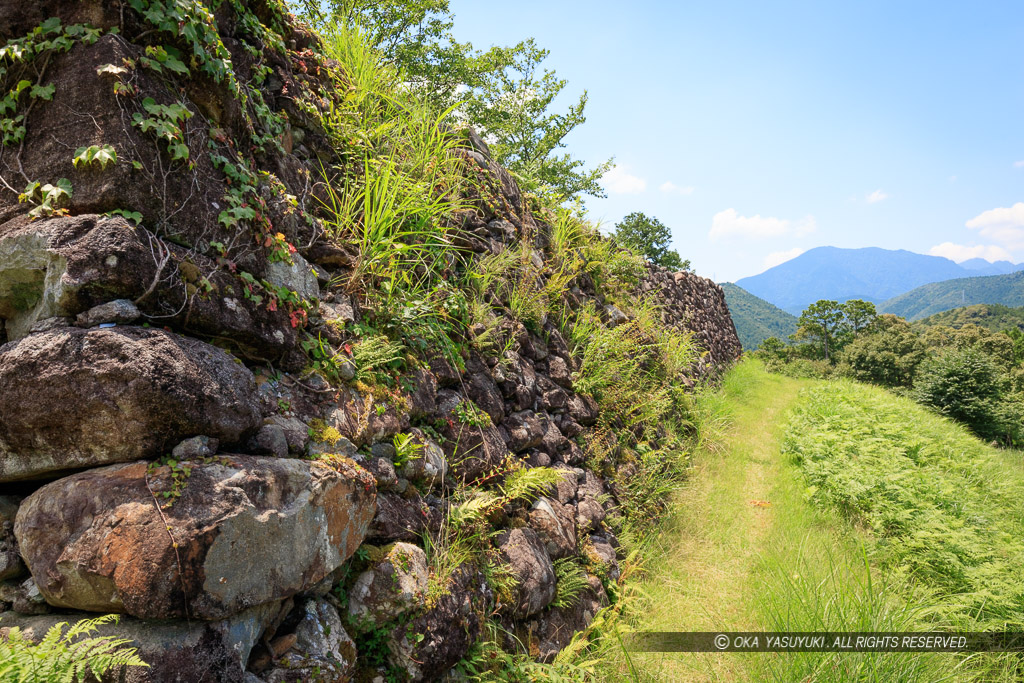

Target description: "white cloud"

left=965, top=202, right=1024, bottom=250
left=763, top=247, right=805, bottom=269
left=928, top=242, right=1013, bottom=263
left=865, top=189, right=888, bottom=204
left=1014, top=160, right=1024, bottom=168
left=659, top=181, right=694, bottom=196
left=709, top=208, right=816, bottom=240
left=601, top=166, right=646, bottom=195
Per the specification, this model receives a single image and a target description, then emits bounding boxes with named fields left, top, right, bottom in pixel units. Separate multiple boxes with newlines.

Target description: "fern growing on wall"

left=0, top=614, right=148, bottom=682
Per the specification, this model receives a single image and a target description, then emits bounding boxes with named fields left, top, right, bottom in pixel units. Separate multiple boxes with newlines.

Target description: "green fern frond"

left=551, top=558, right=590, bottom=609
left=0, top=614, right=148, bottom=683
left=499, top=466, right=566, bottom=505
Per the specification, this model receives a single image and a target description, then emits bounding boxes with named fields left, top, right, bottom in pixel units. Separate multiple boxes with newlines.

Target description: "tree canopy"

left=611, top=212, right=689, bottom=271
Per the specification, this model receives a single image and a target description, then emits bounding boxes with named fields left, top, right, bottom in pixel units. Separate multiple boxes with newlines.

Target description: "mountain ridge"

left=736, top=246, right=1023, bottom=314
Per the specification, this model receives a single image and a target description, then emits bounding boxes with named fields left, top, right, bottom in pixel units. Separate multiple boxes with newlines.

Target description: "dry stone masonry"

left=0, top=1, right=741, bottom=681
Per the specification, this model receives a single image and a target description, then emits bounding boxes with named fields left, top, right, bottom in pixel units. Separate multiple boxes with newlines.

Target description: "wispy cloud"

left=602, top=166, right=646, bottom=195
left=928, top=242, right=1013, bottom=263
left=865, top=189, right=888, bottom=204
left=709, top=208, right=816, bottom=240
left=966, top=202, right=1024, bottom=251
left=763, top=247, right=806, bottom=269
left=1014, top=160, right=1024, bottom=168
left=659, top=181, right=694, bottom=196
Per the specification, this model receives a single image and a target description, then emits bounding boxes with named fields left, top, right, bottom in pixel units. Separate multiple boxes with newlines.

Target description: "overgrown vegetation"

left=0, top=615, right=148, bottom=682
left=296, top=0, right=612, bottom=201
left=297, top=13, right=717, bottom=677
left=784, top=381, right=1024, bottom=633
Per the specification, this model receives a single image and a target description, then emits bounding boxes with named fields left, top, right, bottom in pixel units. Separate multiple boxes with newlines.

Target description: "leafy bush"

left=912, top=347, right=1010, bottom=443
left=838, top=314, right=925, bottom=387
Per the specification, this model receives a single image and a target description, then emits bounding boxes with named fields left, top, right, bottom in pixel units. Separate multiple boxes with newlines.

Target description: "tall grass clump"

left=313, top=22, right=475, bottom=371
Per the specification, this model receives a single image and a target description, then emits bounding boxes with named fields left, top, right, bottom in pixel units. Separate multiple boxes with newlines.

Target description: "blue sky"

left=449, top=0, right=1024, bottom=282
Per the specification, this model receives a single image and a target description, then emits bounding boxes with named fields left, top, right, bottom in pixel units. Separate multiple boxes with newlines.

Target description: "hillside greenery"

left=720, top=282, right=797, bottom=350
left=758, top=298, right=1024, bottom=447
left=914, top=303, right=1024, bottom=333
left=879, top=270, right=1024, bottom=321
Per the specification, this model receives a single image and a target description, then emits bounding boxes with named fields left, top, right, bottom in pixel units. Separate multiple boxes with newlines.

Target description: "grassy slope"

left=879, top=270, right=1024, bottom=321
left=624, top=360, right=1022, bottom=682
left=913, top=303, right=1024, bottom=332
left=720, top=283, right=798, bottom=350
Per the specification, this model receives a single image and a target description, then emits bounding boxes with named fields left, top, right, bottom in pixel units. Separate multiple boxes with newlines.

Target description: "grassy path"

left=626, top=361, right=965, bottom=682
left=628, top=361, right=809, bottom=681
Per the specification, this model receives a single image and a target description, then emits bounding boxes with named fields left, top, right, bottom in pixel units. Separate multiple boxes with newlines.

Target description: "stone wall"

left=640, top=266, right=743, bottom=382
left=0, top=2, right=741, bottom=681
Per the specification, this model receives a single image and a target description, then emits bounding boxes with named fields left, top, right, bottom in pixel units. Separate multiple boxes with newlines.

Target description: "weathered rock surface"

left=400, top=429, right=448, bottom=487
left=262, top=598, right=356, bottom=683
left=434, top=390, right=508, bottom=481
left=0, top=215, right=305, bottom=363
left=75, top=299, right=141, bottom=328
left=0, top=326, right=261, bottom=481
left=324, top=388, right=409, bottom=447
left=367, top=490, right=442, bottom=544
left=14, top=456, right=376, bottom=619
left=346, top=542, right=428, bottom=632
left=495, top=527, right=556, bottom=618
left=387, top=565, right=491, bottom=682
left=0, top=602, right=278, bottom=683
left=529, top=497, right=577, bottom=560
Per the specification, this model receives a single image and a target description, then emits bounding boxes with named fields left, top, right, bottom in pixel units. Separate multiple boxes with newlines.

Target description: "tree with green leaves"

left=839, top=314, right=925, bottom=387
left=841, top=299, right=877, bottom=335
left=460, top=38, right=611, bottom=199
left=794, top=300, right=846, bottom=361
left=611, top=212, right=689, bottom=271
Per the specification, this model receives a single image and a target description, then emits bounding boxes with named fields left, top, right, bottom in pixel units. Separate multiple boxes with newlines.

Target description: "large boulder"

left=14, top=456, right=377, bottom=620
left=494, top=527, right=556, bottom=618
left=0, top=326, right=262, bottom=481
left=0, top=602, right=280, bottom=683
left=0, top=215, right=303, bottom=362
